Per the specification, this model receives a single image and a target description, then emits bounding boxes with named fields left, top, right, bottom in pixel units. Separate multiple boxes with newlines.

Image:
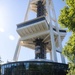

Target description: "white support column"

left=58, top=36, right=65, bottom=63
left=24, top=0, right=31, bottom=21
left=46, top=0, right=57, bottom=62
left=50, top=0, right=65, bottom=63
left=60, top=54, right=65, bottom=63
left=50, top=50, right=52, bottom=60
left=13, top=40, right=21, bottom=61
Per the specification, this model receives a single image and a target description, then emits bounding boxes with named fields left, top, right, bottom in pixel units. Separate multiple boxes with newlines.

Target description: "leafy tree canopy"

left=66, top=0, right=75, bottom=8
left=58, top=0, right=75, bottom=32
left=67, top=63, right=75, bottom=75
left=63, top=33, right=75, bottom=63
left=62, top=33, right=75, bottom=75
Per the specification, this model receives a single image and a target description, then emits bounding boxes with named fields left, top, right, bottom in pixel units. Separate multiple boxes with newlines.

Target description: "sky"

left=0, top=0, right=71, bottom=63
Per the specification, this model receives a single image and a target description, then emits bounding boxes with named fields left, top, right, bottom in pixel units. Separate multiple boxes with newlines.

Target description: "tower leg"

left=13, top=40, right=21, bottom=61
left=50, top=0, right=66, bottom=63
left=24, top=0, right=31, bottom=21
left=58, top=36, right=66, bottom=63
left=46, top=0, right=57, bottom=62
left=50, top=50, right=52, bottom=60
left=60, top=53, right=65, bottom=63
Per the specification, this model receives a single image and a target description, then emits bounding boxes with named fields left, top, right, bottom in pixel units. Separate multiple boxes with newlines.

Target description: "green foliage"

left=63, top=33, right=75, bottom=63
left=67, top=63, right=75, bottom=75
left=66, top=0, right=75, bottom=8
left=62, top=33, right=75, bottom=75
left=58, top=0, right=75, bottom=32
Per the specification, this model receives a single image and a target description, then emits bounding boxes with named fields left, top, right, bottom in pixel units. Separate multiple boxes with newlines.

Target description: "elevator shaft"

left=34, top=1, right=46, bottom=59
left=37, top=1, right=45, bottom=17
left=34, top=39, right=46, bottom=59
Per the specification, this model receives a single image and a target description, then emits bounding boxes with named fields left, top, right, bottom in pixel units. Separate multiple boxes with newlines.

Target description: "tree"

left=63, top=33, right=75, bottom=62
left=67, top=63, right=75, bottom=75
left=58, top=0, right=75, bottom=75
left=58, top=0, right=75, bottom=32
left=62, top=33, right=75, bottom=75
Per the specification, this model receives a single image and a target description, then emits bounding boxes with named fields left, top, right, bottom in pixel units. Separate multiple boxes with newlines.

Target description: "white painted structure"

left=13, top=0, right=66, bottom=63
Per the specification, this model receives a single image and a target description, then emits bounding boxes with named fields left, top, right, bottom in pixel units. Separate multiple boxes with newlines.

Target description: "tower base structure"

left=1, top=60, right=68, bottom=75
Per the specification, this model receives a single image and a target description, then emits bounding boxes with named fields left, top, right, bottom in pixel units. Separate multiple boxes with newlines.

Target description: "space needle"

left=1, top=0, right=68, bottom=75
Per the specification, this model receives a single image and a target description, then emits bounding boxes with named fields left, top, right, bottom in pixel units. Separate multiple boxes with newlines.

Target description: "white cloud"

left=9, top=35, right=15, bottom=40
left=0, top=28, right=4, bottom=32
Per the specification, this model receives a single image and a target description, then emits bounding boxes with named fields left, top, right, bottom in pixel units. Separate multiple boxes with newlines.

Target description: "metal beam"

left=46, top=0, right=57, bottom=62
left=13, top=40, right=21, bottom=61
left=24, top=0, right=31, bottom=21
